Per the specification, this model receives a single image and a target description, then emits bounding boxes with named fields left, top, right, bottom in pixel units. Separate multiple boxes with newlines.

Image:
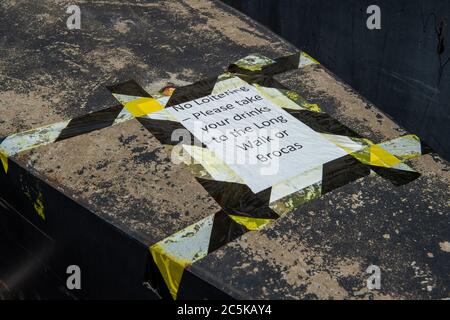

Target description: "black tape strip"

left=55, top=105, right=123, bottom=142
left=266, top=52, right=301, bottom=75
left=321, top=155, right=371, bottom=194
left=420, top=140, right=434, bottom=155
left=287, top=109, right=361, bottom=138
left=228, top=63, right=261, bottom=76
left=195, top=178, right=277, bottom=219
left=106, top=80, right=151, bottom=97
left=137, top=117, right=205, bottom=147
left=166, top=77, right=218, bottom=107
left=258, top=77, right=289, bottom=90
left=370, top=167, right=421, bottom=186
left=234, top=73, right=289, bottom=90
left=207, top=210, right=248, bottom=253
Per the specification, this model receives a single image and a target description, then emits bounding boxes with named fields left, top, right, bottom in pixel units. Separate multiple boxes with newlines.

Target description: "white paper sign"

left=167, top=82, right=347, bottom=193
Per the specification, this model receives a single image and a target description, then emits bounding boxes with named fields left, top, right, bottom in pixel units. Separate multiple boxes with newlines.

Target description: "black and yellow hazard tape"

left=107, top=79, right=153, bottom=98
left=0, top=79, right=157, bottom=174
left=0, top=137, right=7, bottom=174
left=165, top=77, right=219, bottom=107
left=148, top=133, right=429, bottom=299
left=149, top=207, right=271, bottom=299
left=195, top=178, right=277, bottom=219
left=0, top=51, right=431, bottom=300
left=0, top=51, right=317, bottom=174
left=0, top=104, right=131, bottom=173
left=228, top=51, right=318, bottom=75
left=136, top=54, right=431, bottom=299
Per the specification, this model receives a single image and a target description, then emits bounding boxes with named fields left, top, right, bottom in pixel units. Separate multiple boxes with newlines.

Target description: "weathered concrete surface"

left=190, top=159, right=450, bottom=299
left=275, top=66, right=409, bottom=144
left=0, top=0, right=293, bottom=137
left=0, top=0, right=294, bottom=299
left=185, top=63, right=450, bottom=299
left=17, top=119, right=222, bottom=245
left=1, top=0, right=449, bottom=299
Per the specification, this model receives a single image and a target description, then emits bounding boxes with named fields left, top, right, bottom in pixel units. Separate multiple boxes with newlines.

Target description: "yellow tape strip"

left=369, top=144, right=402, bottom=167
left=301, top=51, right=320, bottom=65
left=124, top=97, right=163, bottom=117
left=378, top=134, right=422, bottom=160
left=150, top=244, right=189, bottom=300
left=147, top=214, right=214, bottom=299
left=24, top=191, right=46, bottom=220
left=34, top=193, right=45, bottom=220
left=228, top=215, right=273, bottom=231
left=351, top=143, right=403, bottom=169
left=0, top=149, right=8, bottom=174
